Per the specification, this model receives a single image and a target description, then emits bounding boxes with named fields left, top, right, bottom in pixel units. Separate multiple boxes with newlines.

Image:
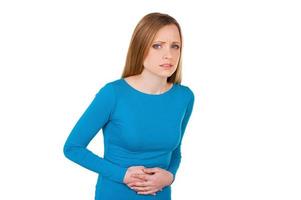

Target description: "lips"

left=160, top=63, right=173, bottom=67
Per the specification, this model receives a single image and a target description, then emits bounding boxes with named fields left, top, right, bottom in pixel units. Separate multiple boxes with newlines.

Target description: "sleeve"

left=63, top=83, right=128, bottom=184
left=167, top=88, right=195, bottom=184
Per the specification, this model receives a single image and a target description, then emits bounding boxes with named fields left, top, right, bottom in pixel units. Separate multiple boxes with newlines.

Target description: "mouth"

left=160, top=64, right=173, bottom=68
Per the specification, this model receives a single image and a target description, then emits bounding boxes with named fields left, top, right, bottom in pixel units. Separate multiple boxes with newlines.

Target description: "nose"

left=163, top=47, right=172, bottom=59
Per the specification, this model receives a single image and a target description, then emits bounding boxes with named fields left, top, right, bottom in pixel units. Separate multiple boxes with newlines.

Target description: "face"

left=142, top=24, right=181, bottom=79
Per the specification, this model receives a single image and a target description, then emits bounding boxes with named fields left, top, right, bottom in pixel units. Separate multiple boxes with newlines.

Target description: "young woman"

left=63, top=12, right=195, bottom=200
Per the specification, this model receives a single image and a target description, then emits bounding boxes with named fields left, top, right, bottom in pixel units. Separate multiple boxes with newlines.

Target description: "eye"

left=172, top=44, right=180, bottom=49
left=152, top=44, right=162, bottom=49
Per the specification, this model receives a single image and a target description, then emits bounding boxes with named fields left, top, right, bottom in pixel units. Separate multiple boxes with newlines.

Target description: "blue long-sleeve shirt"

left=63, top=78, right=194, bottom=199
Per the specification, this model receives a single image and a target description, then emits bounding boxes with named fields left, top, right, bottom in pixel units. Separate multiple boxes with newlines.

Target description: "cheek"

left=172, top=50, right=181, bottom=58
left=144, top=52, right=160, bottom=66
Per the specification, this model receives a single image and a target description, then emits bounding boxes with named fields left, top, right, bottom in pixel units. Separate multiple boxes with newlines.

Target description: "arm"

left=167, top=88, right=195, bottom=183
left=63, top=83, right=127, bottom=184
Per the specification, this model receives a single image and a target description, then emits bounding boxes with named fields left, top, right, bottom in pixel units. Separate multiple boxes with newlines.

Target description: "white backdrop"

left=0, top=0, right=300, bottom=199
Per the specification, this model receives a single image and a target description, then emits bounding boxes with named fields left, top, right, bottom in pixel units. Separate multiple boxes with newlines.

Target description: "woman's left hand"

left=127, top=167, right=174, bottom=195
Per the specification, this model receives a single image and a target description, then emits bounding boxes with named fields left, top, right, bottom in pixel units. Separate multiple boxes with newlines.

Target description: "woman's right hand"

left=123, top=166, right=157, bottom=196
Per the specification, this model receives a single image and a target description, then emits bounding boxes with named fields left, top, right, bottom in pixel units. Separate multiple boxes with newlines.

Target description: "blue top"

left=63, top=78, right=195, bottom=199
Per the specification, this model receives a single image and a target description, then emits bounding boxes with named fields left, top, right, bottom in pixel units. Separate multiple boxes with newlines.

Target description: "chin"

left=151, top=69, right=174, bottom=78
left=158, top=73, right=173, bottom=79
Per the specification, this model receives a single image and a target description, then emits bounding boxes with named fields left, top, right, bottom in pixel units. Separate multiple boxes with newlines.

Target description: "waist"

left=96, top=175, right=171, bottom=199
left=104, top=144, right=172, bottom=169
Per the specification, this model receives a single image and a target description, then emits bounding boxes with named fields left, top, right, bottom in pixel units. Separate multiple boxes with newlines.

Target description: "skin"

left=123, top=24, right=181, bottom=195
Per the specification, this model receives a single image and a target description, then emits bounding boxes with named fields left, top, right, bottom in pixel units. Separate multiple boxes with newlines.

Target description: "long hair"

left=121, top=12, right=183, bottom=84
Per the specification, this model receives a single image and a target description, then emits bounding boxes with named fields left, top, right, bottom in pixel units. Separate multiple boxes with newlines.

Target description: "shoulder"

left=96, top=80, right=116, bottom=96
left=96, top=78, right=125, bottom=95
left=176, top=83, right=194, bottom=101
left=176, top=84, right=195, bottom=114
left=97, top=78, right=120, bottom=89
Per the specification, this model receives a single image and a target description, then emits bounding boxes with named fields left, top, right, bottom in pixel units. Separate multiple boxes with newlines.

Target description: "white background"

left=0, top=0, right=300, bottom=199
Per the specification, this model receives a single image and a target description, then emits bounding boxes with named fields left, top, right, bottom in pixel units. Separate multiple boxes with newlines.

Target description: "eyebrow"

left=153, top=41, right=181, bottom=44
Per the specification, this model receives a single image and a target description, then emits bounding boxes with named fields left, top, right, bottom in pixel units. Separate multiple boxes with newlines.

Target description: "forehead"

left=153, top=24, right=181, bottom=42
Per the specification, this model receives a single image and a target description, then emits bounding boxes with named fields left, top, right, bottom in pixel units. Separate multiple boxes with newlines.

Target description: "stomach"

left=95, top=175, right=171, bottom=200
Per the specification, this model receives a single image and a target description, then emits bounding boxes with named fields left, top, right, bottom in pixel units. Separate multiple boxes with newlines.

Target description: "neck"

left=136, top=70, right=170, bottom=94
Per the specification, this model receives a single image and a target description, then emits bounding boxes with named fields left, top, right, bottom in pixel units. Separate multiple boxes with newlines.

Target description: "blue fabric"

left=63, top=78, right=194, bottom=199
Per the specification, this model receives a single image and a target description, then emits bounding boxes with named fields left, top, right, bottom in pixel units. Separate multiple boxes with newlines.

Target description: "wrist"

left=167, top=171, right=174, bottom=185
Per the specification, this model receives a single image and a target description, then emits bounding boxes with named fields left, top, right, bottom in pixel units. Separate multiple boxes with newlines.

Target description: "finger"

left=143, top=167, right=159, bottom=174
left=137, top=192, right=156, bottom=196
left=131, top=174, right=148, bottom=181
left=137, top=189, right=159, bottom=195
left=127, top=181, right=142, bottom=188
left=129, top=177, right=147, bottom=183
left=143, top=171, right=155, bottom=175
left=130, top=186, right=152, bottom=192
left=128, top=180, right=150, bottom=187
left=142, top=168, right=154, bottom=174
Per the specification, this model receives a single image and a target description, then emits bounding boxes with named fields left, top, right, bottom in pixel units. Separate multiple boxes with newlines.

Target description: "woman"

left=63, top=12, right=195, bottom=199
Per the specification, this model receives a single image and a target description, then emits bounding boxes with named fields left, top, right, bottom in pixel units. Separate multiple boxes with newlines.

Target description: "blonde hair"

left=121, top=12, right=183, bottom=84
